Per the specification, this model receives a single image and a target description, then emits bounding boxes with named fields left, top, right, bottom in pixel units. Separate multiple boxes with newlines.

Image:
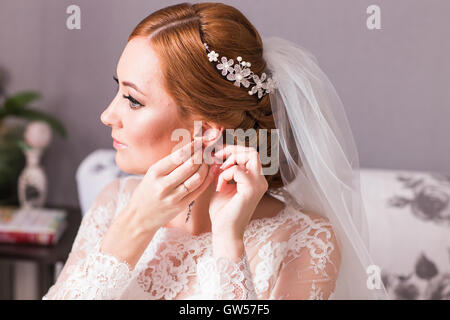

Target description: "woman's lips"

left=113, top=138, right=128, bottom=149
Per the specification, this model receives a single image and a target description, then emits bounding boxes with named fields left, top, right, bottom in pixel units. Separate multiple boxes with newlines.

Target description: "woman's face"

left=100, top=37, right=194, bottom=175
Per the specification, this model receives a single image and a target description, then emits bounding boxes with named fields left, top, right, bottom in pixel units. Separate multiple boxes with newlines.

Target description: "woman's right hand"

left=99, top=140, right=219, bottom=269
left=126, top=139, right=218, bottom=232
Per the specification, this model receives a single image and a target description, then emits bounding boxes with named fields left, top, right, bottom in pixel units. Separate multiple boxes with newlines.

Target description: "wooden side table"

left=0, top=205, right=81, bottom=299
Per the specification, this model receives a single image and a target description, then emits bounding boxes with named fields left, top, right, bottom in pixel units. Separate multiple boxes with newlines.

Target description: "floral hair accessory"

left=203, top=42, right=277, bottom=99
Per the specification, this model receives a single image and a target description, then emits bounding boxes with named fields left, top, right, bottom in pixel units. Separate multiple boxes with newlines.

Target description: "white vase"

left=17, top=148, right=47, bottom=209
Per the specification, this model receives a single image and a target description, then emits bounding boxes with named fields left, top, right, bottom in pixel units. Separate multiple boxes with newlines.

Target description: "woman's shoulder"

left=258, top=189, right=337, bottom=245
left=246, top=191, right=329, bottom=247
left=281, top=205, right=341, bottom=270
left=254, top=188, right=330, bottom=224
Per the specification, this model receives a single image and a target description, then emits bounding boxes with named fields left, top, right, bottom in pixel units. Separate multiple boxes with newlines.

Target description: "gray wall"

left=0, top=0, right=449, bottom=208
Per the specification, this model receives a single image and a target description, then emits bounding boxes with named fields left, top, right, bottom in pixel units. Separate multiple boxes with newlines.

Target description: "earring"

left=185, top=200, right=195, bottom=223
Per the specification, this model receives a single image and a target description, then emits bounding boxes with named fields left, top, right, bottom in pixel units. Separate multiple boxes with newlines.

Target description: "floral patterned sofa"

left=360, top=168, right=450, bottom=300
left=76, top=149, right=450, bottom=300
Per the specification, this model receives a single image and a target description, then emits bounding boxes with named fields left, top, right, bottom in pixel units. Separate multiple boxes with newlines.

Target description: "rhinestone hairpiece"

left=203, top=42, right=277, bottom=99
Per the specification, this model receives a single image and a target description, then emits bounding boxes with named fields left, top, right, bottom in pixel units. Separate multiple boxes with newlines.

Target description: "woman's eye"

left=113, top=75, right=144, bottom=109
left=123, top=94, right=144, bottom=109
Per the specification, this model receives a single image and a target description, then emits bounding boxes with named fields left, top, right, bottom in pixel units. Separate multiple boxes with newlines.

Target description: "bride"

left=43, top=2, right=390, bottom=300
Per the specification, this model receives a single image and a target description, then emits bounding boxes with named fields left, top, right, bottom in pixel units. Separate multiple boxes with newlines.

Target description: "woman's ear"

left=193, top=121, right=224, bottom=149
left=192, top=121, right=224, bottom=165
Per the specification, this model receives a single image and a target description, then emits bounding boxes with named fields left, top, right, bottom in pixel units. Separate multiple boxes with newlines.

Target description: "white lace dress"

left=42, top=175, right=341, bottom=300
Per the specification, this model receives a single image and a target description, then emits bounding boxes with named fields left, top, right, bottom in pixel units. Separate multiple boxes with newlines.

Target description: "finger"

left=214, top=144, right=256, bottom=159
left=153, top=140, right=200, bottom=176
left=216, top=165, right=253, bottom=192
left=217, top=147, right=261, bottom=174
left=219, top=150, right=253, bottom=170
left=183, top=161, right=209, bottom=191
left=180, top=163, right=217, bottom=203
left=219, top=153, right=236, bottom=170
left=164, top=146, right=203, bottom=190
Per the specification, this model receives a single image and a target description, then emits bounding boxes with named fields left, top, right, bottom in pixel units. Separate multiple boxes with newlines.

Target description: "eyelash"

left=123, top=94, right=143, bottom=109
left=113, top=75, right=144, bottom=110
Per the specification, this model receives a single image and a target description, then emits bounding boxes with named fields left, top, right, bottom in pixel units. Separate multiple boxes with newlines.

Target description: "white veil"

left=263, top=36, right=390, bottom=299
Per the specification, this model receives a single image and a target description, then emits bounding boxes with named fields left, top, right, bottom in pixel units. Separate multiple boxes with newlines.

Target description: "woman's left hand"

left=209, top=144, right=269, bottom=240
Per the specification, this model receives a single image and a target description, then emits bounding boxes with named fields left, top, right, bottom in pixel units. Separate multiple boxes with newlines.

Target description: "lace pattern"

left=43, top=241, right=135, bottom=299
left=43, top=178, right=340, bottom=300
left=196, top=252, right=258, bottom=299
left=254, top=241, right=288, bottom=294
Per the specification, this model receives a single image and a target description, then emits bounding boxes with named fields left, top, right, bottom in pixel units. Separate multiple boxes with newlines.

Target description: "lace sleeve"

left=42, top=178, right=136, bottom=300
left=196, top=251, right=258, bottom=300
left=269, top=213, right=341, bottom=300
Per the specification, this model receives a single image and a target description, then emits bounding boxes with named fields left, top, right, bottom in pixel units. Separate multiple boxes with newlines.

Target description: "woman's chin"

left=114, top=151, right=132, bottom=173
left=115, top=152, right=149, bottom=175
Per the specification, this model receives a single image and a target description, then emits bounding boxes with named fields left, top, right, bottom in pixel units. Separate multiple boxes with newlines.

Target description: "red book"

left=0, top=206, right=67, bottom=245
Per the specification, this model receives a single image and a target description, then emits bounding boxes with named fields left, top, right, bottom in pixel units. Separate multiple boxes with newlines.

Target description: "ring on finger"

left=182, top=182, right=189, bottom=193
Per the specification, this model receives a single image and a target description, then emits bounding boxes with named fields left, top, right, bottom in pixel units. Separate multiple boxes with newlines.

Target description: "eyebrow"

left=114, top=69, right=147, bottom=97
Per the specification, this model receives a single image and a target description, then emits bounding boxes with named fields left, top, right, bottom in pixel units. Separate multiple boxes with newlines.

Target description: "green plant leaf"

left=3, top=91, right=41, bottom=111
left=0, top=108, right=7, bottom=122
left=12, top=108, right=68, bottom=138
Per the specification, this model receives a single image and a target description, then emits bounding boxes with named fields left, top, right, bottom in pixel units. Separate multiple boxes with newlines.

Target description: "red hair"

left=129, top=2, right=283, bottom=190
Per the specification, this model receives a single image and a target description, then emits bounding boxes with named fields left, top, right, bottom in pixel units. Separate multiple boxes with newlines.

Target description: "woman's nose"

left=100, top=100, right=121, bottom=128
